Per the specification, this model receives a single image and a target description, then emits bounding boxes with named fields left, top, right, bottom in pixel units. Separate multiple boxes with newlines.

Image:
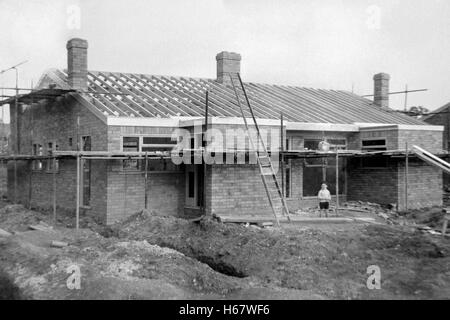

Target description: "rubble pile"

left=342, top=201, right=399, bottom=223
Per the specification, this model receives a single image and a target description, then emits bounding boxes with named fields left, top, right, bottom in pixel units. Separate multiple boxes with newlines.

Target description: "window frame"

left=361, top=137, right=387, bottom=151
left=32, top=143, right=43, bottom=171
left=120, top=134, right=181, bottom=172
left=360, top=138, right=388, bottom=168
left=45, top=141, right=60, bottom=173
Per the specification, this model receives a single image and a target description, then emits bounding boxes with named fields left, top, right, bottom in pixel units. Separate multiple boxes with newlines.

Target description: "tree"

left=408, top=106, right=429, bottom=116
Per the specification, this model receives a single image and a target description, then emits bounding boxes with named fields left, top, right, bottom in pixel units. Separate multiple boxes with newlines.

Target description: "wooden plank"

left=100, top=72, right=157, bottom=117
left=216, top=215, right=354, bottom=224
left=142, top=75, right=202, bottom=116
left=192, top=78, right=250, bottom=117
left=120, top=73, right=183, bottom=116
left=150, top=76, right=206, bottom=116
left=205, top=79, right=280, bottom=119
left=285, top=216, right=353, bottom=223
left=87, top=93, right=118, bottom=116
left=217, top=215, right=275, bottom=223
left=29, top=224, right=53, bottom=232
left=51, top=240, right=68, bottom=248
left=179, top=77, right=237, bottom=117
left=89, top=73, right=144, bottom=117
left=88, top=80, right=134, bottom=116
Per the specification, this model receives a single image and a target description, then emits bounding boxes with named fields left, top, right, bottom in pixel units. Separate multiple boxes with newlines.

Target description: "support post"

left=76, top=154, right=80, bottom=230
left=28, top=93, right=33, bottom=209
left=144, top=152, right=148, bottom=210
left=335, top=149, right=339, bottom=215
left=13, top=156, right=17, bottom=203
left=53, top=156, right=57, bottom=225
left=280, top=113, right=284, bottom=197
left=28, top=160, right=32, bottom=209
left=405, top=142, right=409, bottom=212
left=203, top=90, right=209, bottom=216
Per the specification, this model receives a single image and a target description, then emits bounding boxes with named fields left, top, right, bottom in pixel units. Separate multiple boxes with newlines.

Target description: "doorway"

left=185, top=165, right=204, bottom=208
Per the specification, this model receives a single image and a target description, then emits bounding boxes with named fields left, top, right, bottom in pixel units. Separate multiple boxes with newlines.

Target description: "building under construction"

left=0, top=38, right=446, bottom=225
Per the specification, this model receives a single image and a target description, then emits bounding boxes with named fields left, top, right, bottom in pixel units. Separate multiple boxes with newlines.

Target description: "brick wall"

left=347, top=158, right=399, bottom=205
left=347, top=157, right=443, bottom=211
left=349, top=127, right=443, bottom=153
left=348, top=129, right=399, bottom=150
left=106, top=160, right=185, bottom=224
left=8, top=95, right=108, bottom=222
left=209, top=164, right=273, bottom=217
left=397, top=159, right=443, bottom=210
left=424, top=112, right=450, bottom=150
left=397, top=129, right=443, bottom=153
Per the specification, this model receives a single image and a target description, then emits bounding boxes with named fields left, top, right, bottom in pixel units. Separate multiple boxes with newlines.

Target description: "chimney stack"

left=216, top=51, right=241, bottom=86
left=67, top=38, right=88, bottom=91
left=373, top=73, right=390, bottom=108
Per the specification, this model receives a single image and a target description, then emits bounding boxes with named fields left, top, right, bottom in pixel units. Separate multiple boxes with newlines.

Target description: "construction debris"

left=50, top=240, right=68, bottom=248
left=29, top=222, right=54, bottom=232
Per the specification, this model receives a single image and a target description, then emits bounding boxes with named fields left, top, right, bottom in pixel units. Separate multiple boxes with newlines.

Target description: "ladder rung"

left=258, top=156, right=272, bottom=167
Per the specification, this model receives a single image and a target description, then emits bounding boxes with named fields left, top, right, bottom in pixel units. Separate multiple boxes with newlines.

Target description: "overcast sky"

left=0, top=0, right=449, bottom=123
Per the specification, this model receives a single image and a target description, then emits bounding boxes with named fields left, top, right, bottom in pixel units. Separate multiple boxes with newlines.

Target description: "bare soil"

left=1, top=200, right=450, bottom=299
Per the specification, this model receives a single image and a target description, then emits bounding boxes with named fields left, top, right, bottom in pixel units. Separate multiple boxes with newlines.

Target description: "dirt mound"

left=2, top=202, right=450, bottom=299
left=0, top=204, right=321, bottom=299
left=108, top=212, right=450, bottom=299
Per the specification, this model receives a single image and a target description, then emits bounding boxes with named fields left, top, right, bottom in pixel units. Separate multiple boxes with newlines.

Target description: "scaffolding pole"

left=336, top=149, right=339, bottom=214
left=203, top=90, right=209, bottom=216
left=144, top=152, right=148, bottom=210
left=405, top=142, right=409, bottom=212
left=13, top=156, right=17, bottom=203
left=53, top=157, right=57, bottom=225
left=280, top=113, right=285, bottom=197
left=75, top=154, right=80, bottom=230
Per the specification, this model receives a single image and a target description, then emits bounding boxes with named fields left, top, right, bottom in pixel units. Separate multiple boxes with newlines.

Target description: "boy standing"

left=318, top=183, right=331, bottom=217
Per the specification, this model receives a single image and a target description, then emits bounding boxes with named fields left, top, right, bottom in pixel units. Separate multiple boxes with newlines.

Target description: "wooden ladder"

left=228, top=73, right=291, bottom=226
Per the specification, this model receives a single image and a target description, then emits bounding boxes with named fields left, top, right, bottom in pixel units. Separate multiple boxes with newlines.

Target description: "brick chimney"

left=216, top=51, right=241, bottom=86
left=373, top=73, right=390, bottom=108
left=67, top=38, right=88, bottom=90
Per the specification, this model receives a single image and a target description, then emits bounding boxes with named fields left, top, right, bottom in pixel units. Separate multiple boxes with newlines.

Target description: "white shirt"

left=318, top=189, right=331, bottom=202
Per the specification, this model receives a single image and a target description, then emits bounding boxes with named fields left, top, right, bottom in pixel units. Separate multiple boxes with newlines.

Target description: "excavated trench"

left=100, top=226, right=248, bottom=278
left=158, top=240, right=248, bottom=278
left=194, top=254, right=248, bottom=278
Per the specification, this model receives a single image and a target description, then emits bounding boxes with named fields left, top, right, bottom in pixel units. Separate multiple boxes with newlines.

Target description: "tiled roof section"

left=56, top=69, right=424, bottom=125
